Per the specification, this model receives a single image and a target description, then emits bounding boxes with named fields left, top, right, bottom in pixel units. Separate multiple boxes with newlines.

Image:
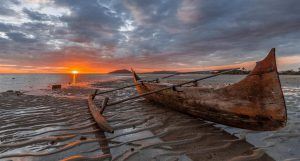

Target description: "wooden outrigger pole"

left=104, top=68, right=239, bottom=107
left=88, top=68, right=239, bottom=133
left=94, top=68, right=239, bottom=96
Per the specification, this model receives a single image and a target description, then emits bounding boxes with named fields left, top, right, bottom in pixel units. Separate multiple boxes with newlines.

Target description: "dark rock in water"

left=52, top=84, right=62, bottom=90
left=6, top=90, right=14, bottom=93
left=12, top=78, right=15, bottom=79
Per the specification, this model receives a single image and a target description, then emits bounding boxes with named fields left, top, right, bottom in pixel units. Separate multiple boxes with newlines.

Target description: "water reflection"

left=72, top=73, right=77, bottom=85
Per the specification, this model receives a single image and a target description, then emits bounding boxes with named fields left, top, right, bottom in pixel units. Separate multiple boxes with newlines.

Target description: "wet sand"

left=0, top=78, right=275, bottom=161
left=0, top=77, right=273, bottom=161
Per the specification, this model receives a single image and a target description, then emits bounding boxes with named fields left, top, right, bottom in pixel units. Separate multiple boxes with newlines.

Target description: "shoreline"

left=0, top=78, right=275, bottom=161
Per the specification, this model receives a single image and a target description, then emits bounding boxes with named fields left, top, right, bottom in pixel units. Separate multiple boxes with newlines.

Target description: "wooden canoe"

left=132, top=48, right=287, bottom=131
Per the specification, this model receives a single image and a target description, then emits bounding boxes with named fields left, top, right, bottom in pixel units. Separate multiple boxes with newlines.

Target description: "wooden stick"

left=92, top=89, right=98, bottom=99
left=100, top=97, right=109, bottom=114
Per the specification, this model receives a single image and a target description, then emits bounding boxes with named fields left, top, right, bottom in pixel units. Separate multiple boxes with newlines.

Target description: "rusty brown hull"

left=132, top=49, right=287, bottom=131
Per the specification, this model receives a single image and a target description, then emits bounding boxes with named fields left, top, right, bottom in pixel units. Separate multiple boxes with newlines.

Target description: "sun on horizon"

left=71, top=70, right=79, bottom=74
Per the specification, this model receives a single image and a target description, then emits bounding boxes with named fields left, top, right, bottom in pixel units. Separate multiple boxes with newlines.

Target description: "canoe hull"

left=132, top=49, right=287, bottom=131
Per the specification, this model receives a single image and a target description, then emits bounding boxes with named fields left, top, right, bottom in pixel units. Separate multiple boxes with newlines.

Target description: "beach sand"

left=0, top=78, right=274, bottom=161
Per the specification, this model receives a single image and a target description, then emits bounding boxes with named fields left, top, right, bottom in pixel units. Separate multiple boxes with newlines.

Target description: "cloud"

left=6, top=32, right=37, bottom=43
left=23, top=8, right=50, bottom=21
left=0, top=0, right=300, bottom=73
left=25, top=0, right=50, bottom=3
left=0, top=1, right=18, bottom=16
left=177, top=0, right=201, bottom=24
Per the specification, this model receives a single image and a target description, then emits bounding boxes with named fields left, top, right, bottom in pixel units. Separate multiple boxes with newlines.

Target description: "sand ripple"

left=0, top=79, right=276, bottom=161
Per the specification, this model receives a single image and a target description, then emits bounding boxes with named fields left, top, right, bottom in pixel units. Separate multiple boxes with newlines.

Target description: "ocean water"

left=0, top=74, right=131, bottom=93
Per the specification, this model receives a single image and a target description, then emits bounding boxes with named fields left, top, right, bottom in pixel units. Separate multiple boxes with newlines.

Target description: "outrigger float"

left=88, top=48, right=287, bottom=132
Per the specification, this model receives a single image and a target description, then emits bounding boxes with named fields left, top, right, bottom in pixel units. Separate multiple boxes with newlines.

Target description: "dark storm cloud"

left=0, top=0, right=300, bottom=72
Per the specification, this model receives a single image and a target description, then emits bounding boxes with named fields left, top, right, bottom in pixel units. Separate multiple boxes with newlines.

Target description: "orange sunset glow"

left=0, top=54, right=299, bottom=74
left=0, top=0, right=299, bottom=74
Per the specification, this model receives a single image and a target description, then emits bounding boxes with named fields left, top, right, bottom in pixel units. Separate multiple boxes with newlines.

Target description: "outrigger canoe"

left=132, top=48, right=287, bottom=131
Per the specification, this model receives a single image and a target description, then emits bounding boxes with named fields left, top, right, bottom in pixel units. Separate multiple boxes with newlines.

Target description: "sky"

left=0, top=0, right=299, bottom=73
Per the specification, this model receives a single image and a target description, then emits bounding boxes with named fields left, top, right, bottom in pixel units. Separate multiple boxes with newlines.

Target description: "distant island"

left=108, top=69, right=131, bottom=74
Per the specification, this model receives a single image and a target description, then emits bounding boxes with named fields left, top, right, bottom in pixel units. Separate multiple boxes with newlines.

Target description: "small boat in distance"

left=132, top=48, right=287, bottom=131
